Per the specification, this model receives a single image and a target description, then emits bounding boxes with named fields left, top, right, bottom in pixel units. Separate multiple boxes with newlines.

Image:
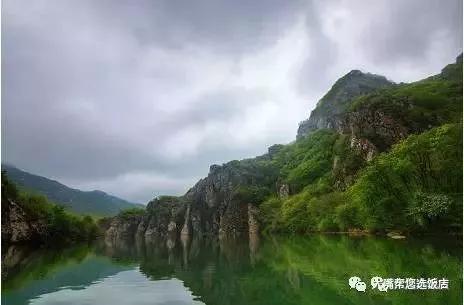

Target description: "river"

left=2, top=235, right=462, bottom=305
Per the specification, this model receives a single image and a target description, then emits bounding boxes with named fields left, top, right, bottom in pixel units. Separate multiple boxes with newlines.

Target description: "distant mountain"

left=2, top=164, right=143, bottom=216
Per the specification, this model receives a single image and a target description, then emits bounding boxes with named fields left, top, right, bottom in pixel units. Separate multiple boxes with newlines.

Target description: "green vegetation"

left=2, top=172, right=99, bottom=243
left=1, top=164, right=142, bottom=216
left=259, top=123, right=462, bottom=234
left=273, top=129, right=339, bottom=193
left=348, top=123, right=462, bottom=233
left=1, top=244, right=134, bottom=305
left=350, top=59, right=462, bottom=133
left=234, top=57, right=462, bottom=235
left=136, top=236, right=462, bottom=305
left=3, top=236, right=461, bottom=305
left=3, top=57, right=460, bottom=239
left=117, top=207, right=146, bottom=219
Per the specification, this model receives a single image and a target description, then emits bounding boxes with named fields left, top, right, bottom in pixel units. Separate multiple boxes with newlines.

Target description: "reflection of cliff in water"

left=100, top=233, right=264, bottom=305
left=2, top=234, right=461, bottom=305
left=101, top=234, right=462, bottom=305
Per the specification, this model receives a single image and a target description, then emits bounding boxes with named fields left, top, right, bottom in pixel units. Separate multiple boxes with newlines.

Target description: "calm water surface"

left=2, top=235, right=462, bottom=305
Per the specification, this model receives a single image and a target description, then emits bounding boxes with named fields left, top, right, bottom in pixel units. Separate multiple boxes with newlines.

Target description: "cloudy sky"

left=2, top=0, right=462, bottom=203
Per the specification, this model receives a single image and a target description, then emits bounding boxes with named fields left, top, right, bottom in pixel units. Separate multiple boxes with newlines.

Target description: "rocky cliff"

left=2, top=198, right=48, bottom=245
left=104, top=55, right=462, bottom=241
left=2, top=172, right=100, bottom=246
left=298, top=55, right=462, bottom=160
left=297, top=70, right=393, bottom=139
left=104, top=164, right=268, bottom=242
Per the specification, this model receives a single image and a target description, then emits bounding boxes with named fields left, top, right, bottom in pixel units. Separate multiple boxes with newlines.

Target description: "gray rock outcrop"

left=1, top=199, right=48, bottom=244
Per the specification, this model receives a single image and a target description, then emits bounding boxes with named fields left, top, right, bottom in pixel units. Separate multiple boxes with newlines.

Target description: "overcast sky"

left=2, top=0, right=462, bottom=203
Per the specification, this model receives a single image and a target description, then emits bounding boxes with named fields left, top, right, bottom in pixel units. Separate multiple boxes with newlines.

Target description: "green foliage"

left=331, top=134, right=365, bottom=185
left=118, top=207, right=146, bottom=219
left=349, top=124, right=463, bottom=232
left=261, top=123, right=462, bottom=234
left=262, top=183, right=347, bottom=233
left=5, top=235, right=462, bottom=305
left=409, top=192, right=454, bottom=227
left=1, top=171, right=18, bottom=201
left=272, top=129, right=339, bottom=193
left=350, top=58, right=462, bottom=133
left=259, top=197, right=284, bottom=233
left=2, top=164, right=141, bottom=216
left=232, top=185, right=271, bottom=204
left=2, top=174, right=99, bottom=243
left=334, top=203, right=360, bottom=231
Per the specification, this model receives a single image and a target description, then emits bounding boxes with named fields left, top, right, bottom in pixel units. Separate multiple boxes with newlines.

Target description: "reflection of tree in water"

left=2, top=244, right=91, bottom=288
left=1, top=243, right=133, bottom=305
left=4, top=234, right=460, bottom=305
left=102, top=234, right=462, bottom=305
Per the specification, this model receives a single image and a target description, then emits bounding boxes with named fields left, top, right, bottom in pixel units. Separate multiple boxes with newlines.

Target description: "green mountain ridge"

left=104, top=54, right=462, bottom=240
left=1, top=164, right=142, bottom=217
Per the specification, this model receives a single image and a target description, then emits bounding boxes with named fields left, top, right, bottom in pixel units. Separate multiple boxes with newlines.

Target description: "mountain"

left=103, top=55, right=462, bottom=242
left=2, top=164, right=142, bottom=216
left=297, top=69, right=394, bottom=138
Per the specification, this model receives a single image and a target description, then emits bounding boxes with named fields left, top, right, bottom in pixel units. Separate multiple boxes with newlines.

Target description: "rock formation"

left=1, top=198, right=48, bottom=244
left=104, top=164, right=263, bottom=242
left=297, top=70, right=393, bottom=139
left=103, top=55, right=462, bottom=242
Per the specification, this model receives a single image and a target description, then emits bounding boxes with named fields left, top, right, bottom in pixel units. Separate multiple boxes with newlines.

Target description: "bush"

left=349, top=124, right=462, bottom=232
left=118, top=207, right=146, bottom=219
left=335, top=203, right=360, bottom=231
left=1, top=171, right=18, bottom=201
left=232, top=185, right=271, bottom=204
left=408, top=192, right=454, bottom=227
left=260, top=197, right=284, bottom=233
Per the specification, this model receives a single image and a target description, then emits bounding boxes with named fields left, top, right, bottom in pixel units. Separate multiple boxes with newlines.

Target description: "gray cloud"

left=91, top=0, right=305, bottom=54
left=2, top=0, right=462, bottom=203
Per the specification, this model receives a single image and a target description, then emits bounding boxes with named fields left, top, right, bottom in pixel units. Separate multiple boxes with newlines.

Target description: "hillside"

left=103, top=55, right=462, bottom=241
left=1, top=172, right=99, bottom=244
left=2, top=164, right=142, bottom=217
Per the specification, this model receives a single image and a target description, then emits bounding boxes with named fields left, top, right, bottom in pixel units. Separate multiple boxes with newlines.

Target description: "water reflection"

left=1, top=243, right=134, bottom=305
left=2, top=235, right=462, bottom=305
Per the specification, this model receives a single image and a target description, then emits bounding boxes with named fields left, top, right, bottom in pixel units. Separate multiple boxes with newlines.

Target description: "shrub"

left=118, top=207, right=146, bottom=219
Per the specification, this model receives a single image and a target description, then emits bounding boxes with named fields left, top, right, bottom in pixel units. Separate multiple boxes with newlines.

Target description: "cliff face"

left=324, top=107, right=411, bottom=161
left=298, top=55, right=462, bottom=160
left=104, top=165, right=264, bottom=241
left=297, top=70, right=393, bottom=139
left=1, top=199, right=48, bottom=245
left=104, top=55, right=462, bottom=241
left=296, top=70, right=400, bottom=161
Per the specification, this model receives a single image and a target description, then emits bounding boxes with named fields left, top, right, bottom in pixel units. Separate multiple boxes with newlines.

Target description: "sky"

left=2, top=0, right=462, bottom=204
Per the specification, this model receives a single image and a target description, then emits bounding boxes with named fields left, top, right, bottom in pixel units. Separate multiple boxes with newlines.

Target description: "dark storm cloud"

left=2, top=0, right=462, bottom=202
